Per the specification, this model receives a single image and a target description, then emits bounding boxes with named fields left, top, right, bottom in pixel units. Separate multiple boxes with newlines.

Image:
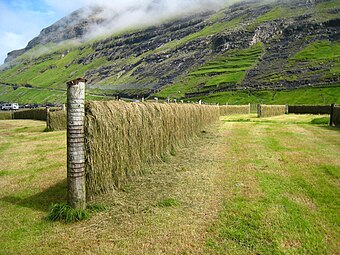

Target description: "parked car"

left=1, top=103, right=19, bottom=111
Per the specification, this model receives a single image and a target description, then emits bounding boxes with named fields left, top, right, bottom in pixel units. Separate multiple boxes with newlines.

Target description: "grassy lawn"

left=0, top=115, right=339, bottom=254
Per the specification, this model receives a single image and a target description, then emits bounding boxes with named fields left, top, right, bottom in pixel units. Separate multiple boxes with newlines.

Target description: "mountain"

left=0, top=0, right=339, bottom=104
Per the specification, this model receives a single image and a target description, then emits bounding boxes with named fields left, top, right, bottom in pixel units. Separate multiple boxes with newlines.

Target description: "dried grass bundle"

left=13, top=108, right=47, bottom=121
left=84, top=101, right=220, bottom=199
left=258, top=105, right=286, bottom=118
left=219, top=105, right=250, bottom=116
left=0, top=112, right=13, bottom=120
left=47, top=110, right=67, bottom=131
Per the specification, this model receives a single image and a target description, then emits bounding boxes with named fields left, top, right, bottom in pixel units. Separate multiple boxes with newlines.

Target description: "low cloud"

left=81, top=0, right=228, bottom=39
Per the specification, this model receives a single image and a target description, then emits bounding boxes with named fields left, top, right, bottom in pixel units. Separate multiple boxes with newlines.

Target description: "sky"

left=0, top=0, right=81, bottom=64
left=0, top=0, right=227, bottom=64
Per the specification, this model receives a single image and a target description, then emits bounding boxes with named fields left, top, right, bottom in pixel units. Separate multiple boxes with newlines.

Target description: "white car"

left=1, top=103, right=19, bottom=111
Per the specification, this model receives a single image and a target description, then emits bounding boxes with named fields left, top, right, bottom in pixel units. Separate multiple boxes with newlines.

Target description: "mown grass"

left=205, top=116, right=340, bottom=254
left=0, top=115, right=339, bottom=254
left=0, top=120, right=66, bottom=254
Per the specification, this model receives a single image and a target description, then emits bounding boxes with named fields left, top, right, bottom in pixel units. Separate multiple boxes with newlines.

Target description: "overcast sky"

left=0, top=0, right=228, bottom=64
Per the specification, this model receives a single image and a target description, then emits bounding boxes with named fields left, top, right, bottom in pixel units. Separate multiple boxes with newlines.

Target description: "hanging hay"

left=219, top=105, right=250, bottom=116
left=258, top=105, right=286, bottom=118
left=84, top=101, right=220, bottom=199
left=13, top=108, right=47, bottom=121
left=332, top=106, right=340, bottom=127
left=47, top=110, right=67, bottom=131
left=0, top=112, right=13, bottom=120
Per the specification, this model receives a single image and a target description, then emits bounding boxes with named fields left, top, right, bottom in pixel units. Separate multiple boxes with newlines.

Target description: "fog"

left=76, top=0, right=231, bottom=39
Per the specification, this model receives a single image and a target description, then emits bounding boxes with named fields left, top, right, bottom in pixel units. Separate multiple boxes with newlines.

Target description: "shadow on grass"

left=1, top=179, right=67, bottom=212
left=318, top=125, right=340, bottom=132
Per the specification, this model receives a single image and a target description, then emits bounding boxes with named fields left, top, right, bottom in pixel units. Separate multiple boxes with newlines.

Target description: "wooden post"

left=46, top=107, right=50, bottom=130
left=257, top=104, right=261, bottom=118
left=330, top=103, right=335, bottom=126
left=67, top=78, right=87, bottom=209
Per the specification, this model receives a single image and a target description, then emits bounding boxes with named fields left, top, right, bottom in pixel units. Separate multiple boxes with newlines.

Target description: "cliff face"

left=1, top=0, right=339, bottom=99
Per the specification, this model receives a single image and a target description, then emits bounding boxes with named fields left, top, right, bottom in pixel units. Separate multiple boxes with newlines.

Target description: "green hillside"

left=0, top=0, right=339, bottom=104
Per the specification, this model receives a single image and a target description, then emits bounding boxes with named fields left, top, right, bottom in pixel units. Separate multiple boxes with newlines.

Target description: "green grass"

left=310, top=117, right=330, bottom=125
left=155, top=43, right=263, bottom=98
left=156, top=198, right=180, bottom=208
left=0, top=116, right=339, bottom=254
left=205, top=117, right=340, bottom=254
left=47, top=203, right=107, bottom=223
left=0, top=46, right=110, bottom=89
left=255, top=6, right=305, bottom=23
left=0, top=84, right=66, bottom=104
left=156, top=15, right=244, bottom=53
left=289, top=40, right=340, bottom=77
left=0, top=84, right=114, bottom=104
left=315, top=0, right=340, bottom=21
left=187, top=85, right=340, bottom=105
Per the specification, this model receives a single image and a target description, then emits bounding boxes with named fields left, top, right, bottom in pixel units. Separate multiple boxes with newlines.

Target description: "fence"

left=257, top=104, right=287, bottom=118
left=288, top=105, right=331, bottom=114
left=220, top=105, right=250, bottom=115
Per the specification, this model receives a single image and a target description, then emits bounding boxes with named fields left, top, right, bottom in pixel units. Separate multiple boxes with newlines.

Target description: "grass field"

left=0, top=115, right=339, bottom=254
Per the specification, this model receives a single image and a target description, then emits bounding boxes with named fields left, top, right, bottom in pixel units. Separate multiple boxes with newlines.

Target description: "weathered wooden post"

left=46, top=106, right=50, bottom=130
left=257, top=104, right=261, bottom=118
left=67, top=78, right=87, bottom=209
left=330, top=103, right=335, bottom=126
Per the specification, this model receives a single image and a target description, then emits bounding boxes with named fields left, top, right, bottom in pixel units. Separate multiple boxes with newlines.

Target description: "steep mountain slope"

left=0, top=0, right=339, bottom=104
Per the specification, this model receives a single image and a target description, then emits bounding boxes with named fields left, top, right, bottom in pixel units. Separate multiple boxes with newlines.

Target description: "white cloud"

left=82, top=0, right=228, bottom=39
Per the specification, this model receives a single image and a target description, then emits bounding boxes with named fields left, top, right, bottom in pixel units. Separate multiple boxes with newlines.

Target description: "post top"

left=67, top=78, right=87, bottom=86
